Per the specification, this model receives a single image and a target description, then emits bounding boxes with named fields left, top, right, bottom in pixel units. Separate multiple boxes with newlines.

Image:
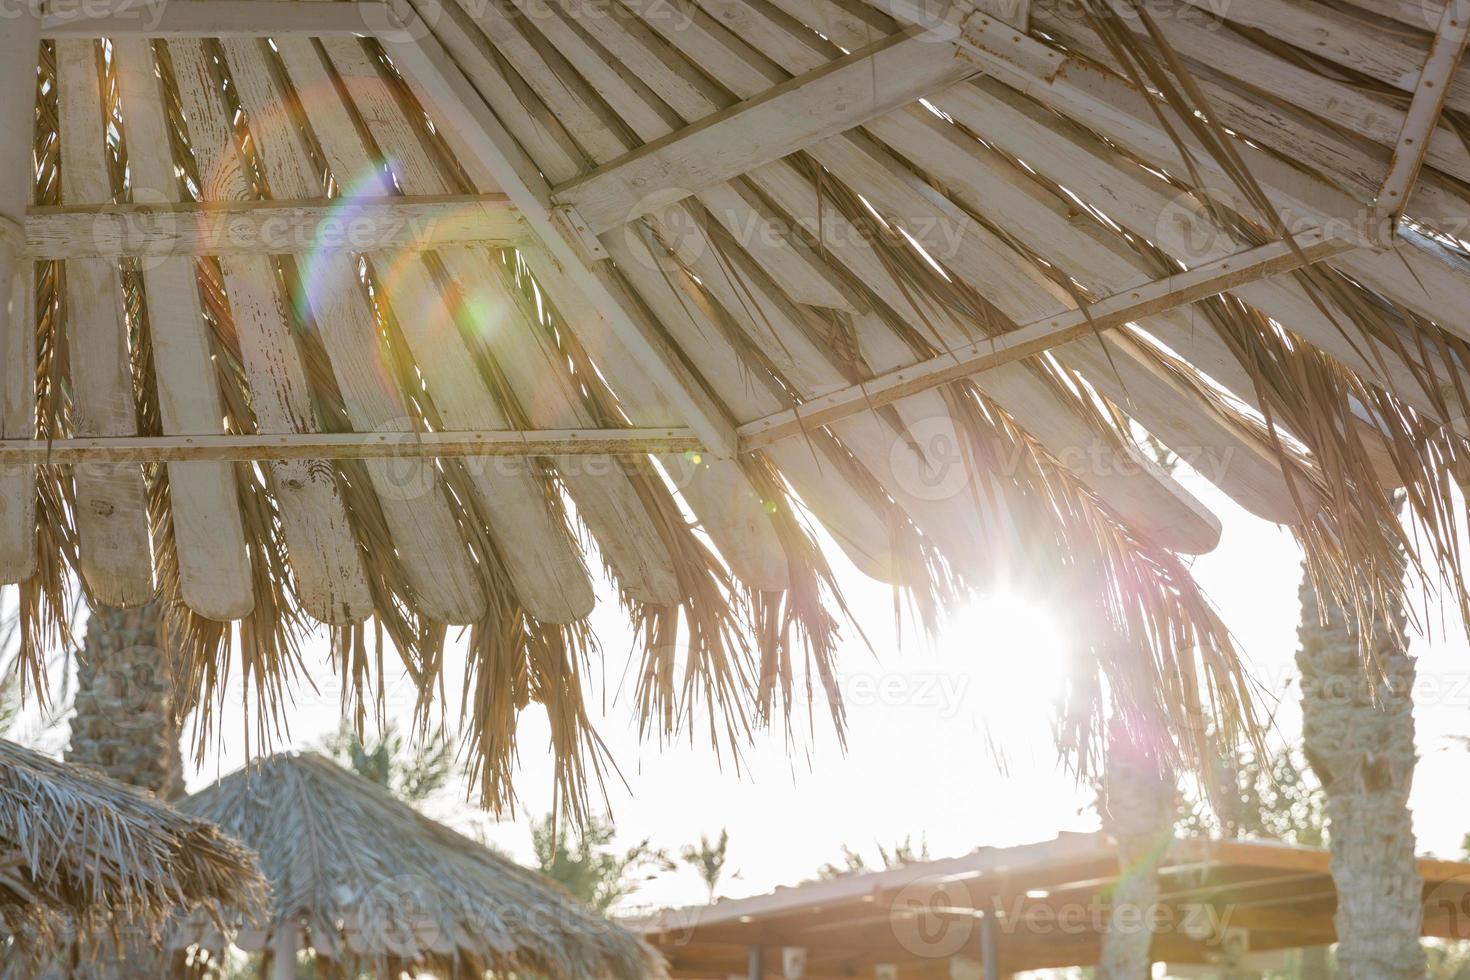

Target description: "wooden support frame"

left=0, top=428, right=699, bottom=464
left=1374, top=0, right=1470, bottom=233
left=380, top=0, right=741, bottom=458
left=738, top=231, right=1353, bottom=450
left=25, top=194, right=522, bottom=259
left=551, top=23, right=977, bottom=233
left=40, top=0, right=391, bottom=37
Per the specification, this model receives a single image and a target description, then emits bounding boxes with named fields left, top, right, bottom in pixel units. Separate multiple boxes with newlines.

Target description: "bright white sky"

left=16, top=467, right=1468, bottom=913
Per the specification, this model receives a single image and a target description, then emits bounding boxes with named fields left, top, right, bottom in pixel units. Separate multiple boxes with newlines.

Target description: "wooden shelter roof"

left=4, top=0, right=1470, bottom=799
left=0, top=739, right=266, bottom=973
left=636, top=832, right=1470, bottom=977
left=175, top=751, right=666, bottom=979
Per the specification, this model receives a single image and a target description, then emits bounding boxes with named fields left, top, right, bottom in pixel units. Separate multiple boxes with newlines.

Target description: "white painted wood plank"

left=222, top=35, right=485, bottom=624
left=114, top=37, right=253, bottom=621
left=25, top=195, right=521, bottom=259
left=0, top=11, right=40, bottom=583
left=509, top=0, right=855, bottom=310
left=552, top=24, right=976, bottom=233
left=166, top=37, right=373, bottom=624
left=55, top=38, right=154, bottom=604
left=0, top=265, right=36, bottom=584
left=629, top=8, right=1221, bottom=551
left=861, top=105, right=1319, bottom=522
left=386, top=7, right=802, bottom=588
left=380, top=1, right=743, bottom=458
left=304, top=35, right=599, bottom=622
left=0, top=428, right=702, bottom=463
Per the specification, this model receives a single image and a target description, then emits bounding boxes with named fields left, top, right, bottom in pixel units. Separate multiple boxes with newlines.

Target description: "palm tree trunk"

left=1097, top=729, right=1174, bottom=980
left=64, top=601, right=189, bottom=977
left=1298, top=561, right=1425, bottom=980
left=65, top=601, right=186, bottom=801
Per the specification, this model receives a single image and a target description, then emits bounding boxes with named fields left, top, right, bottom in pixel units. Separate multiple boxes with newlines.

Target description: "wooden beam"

left=381, top=0, right=741, bottom=458
left=25, top=194, right=521, bottom=259
left=40, top=0, right=390, bottom=37
left=0, top=427, right=700, bottom=464
left=550, top=24, right=977, bottom=234
left=1374, top=0, right=1470, bottom=233
left=738, top=231, right=1352, bottom=450
left=0, top=6, right=40, bottom=584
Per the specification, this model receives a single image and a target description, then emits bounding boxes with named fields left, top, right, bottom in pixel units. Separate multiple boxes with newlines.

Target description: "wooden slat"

left=515, top=0, right=856, bottom=310
left=713, top=0, right=1314, bottom=523
left=863, top=105, right=1321, bottom=522
left=0, top=428, right=701, bottom=463
left=938, top=26, right=1465, bottom=419
left=221, top=35, right=486, bottom=625
left=382, top=0, right=743, bottom=459
left=25, top=194, right=522, bottom=259
left=1375, top=0, right=1470, bottom=228
left=551, top=23, right=976, bottom=233
left=113, top=38, right=253, bottom=621
left=0, top=10, right=40, bottom=583
left=1170, top=0, right=1470, bottom=114
left=738, top=233, right=1350, bottom=446
left=42, top=0, right=391, bottom=37
left=301, top=34, right=599, bottom=622
left=398, top=0, right=803, bottom=591
left=626, top=3, right=1221, bottom=552
left=167, top=37, right=373, bottom=624
left=55, top=38, right=154, bottom=604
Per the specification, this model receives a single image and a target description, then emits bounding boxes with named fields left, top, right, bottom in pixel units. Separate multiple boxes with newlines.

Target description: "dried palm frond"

left=0, top=739, right=264, bottom=973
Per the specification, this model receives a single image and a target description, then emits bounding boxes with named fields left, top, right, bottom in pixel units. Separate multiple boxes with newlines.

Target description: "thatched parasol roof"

left=0, top=738, right=265, bottom=970
left=175, top=752, right=666, bottom=978
left=2, top=0, right=1470, bottom=794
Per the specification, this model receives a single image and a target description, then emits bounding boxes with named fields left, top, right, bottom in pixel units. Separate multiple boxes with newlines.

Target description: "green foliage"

left=816, top=835, right=931, bottom=880
left=1179, top=746, right=1326, bottom=847
left=680, top=829, right=730, bottom=901
left=531, top=814, right=673, bottom=913
left=318, top=723, right=455, bottom=805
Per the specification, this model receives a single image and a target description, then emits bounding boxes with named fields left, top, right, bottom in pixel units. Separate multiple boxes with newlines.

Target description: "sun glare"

left=939, top=590, right=1074, bottom=743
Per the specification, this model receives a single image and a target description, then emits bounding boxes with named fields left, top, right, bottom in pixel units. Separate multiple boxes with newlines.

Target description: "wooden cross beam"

left=379, top=0, right=741, bottom=458
left=550, top=24, right=979, bottom=234
left=737, top=230, right=1353, bottom=450
left=0, top=428, right=700, bottom=464
left=25, top=194, right=522, bottom=259
left=1374, top=0, right=1470, bottom=233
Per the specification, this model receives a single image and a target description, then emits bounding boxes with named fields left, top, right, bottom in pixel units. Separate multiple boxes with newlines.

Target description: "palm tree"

left=531, top=814, right=673, bottom=913
left=64, top=602, right=186, bottom=802
left=1297, top=555, right=1426, bottom=979
left=1096, top=725, right=1175, bottom=980
left=681, top=829, right=730, bottom=902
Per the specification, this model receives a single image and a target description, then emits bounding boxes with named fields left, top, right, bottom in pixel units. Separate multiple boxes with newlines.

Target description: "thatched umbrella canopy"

left=0, top=738, right=265, bottom=970
left=175, top=752, right=665, bottom=979
left=3, top=0, right=1470, bottom=794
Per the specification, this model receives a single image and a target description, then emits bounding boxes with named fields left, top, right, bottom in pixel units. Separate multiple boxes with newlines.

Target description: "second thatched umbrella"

left=176, top=752, right=665, bottom=979
left=0, top=738, right=265, bottom=975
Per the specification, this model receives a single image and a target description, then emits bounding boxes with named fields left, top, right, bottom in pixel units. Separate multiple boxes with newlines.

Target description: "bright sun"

left=938, top=589, right=1074, bottom=744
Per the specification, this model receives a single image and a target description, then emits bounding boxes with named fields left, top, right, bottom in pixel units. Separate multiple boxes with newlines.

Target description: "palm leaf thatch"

left=174, top=752, right=665, bottom=979
left=0, top=739, right=265, bottom=972
left=4, top=0, right=1470, bottom=802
